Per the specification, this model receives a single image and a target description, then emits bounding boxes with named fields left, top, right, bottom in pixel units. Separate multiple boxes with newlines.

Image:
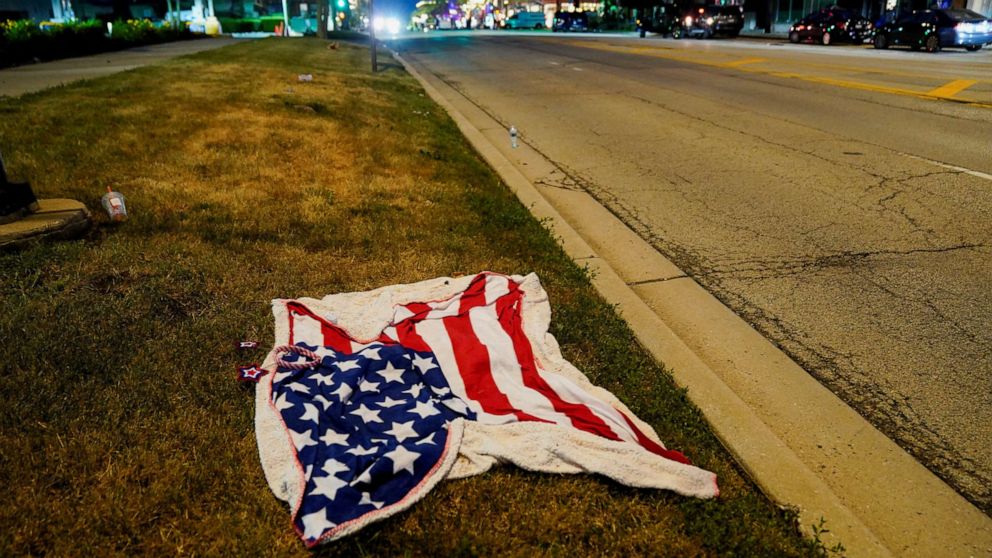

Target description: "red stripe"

left=495, top=283, right=622, bottom=442
left=285, top=301, right=354, bottom=354
left=442, top=314, right=545, bottom=422
left=286, top=301, right=352, bottom=355
left=377, top=331, right=397, bottom=344
left=456, top=274, right=491, bottom=312
left=619, top=412, right=692, bottom=465
left=402, top=302, right=434, bottom=322
left=288, top=305, right=296, bottom=345
left=392, top=320, right=432, bottom=354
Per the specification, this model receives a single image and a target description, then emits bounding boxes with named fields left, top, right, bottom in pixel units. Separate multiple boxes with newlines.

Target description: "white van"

left=506, top=11, right=548, bottom=29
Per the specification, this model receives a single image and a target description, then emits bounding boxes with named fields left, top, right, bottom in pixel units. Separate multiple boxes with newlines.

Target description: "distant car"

left=788, top=7, right=874, bottom=45
left=673, top=5, right=744, bottom=39
left=552, top=11, right=589, bottom=32
left=873, top=9, right=992, bottom=52
left=506, top=11, right=547, bottom=30
left=637, top=4, right=680, bottom=37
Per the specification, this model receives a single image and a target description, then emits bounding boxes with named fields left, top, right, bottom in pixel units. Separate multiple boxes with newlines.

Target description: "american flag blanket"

left=255, top=272, right=718, bottom=546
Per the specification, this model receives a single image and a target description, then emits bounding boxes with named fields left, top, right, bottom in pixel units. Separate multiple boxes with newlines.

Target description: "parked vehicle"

left=873, top=8, right=992, bottom=52
left=788, top=7, right=874, bottom=45
left=673, top=5, right=744, bottom=39
left=506, top=11, right=547, bottom=30
left=552, top=11, right=589, bottom=32
left=637, top=4, right=680, bottom=37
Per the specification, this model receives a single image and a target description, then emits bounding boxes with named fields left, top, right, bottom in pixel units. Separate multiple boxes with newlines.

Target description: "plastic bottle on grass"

left=101, top=186, right=127, bottom=222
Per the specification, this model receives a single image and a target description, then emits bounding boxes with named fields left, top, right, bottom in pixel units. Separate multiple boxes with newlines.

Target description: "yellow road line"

left=720, top=57, right=767, bottom=67
left=582, top=40, right=992, bottom=84
left=565, top=41, right=992, bottom=109
left=927, top=79, right=978, bottom=98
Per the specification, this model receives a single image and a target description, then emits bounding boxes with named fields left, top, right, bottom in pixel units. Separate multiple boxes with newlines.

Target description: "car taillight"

left=837, top=22, right=845, bottom=30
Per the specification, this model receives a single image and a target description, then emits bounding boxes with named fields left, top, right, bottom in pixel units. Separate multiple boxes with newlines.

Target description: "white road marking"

left=902, top=153, right=992, bottom=182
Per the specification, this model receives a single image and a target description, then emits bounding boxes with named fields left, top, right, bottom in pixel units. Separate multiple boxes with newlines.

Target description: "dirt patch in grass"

left=0, top=38, right=830, bottom=556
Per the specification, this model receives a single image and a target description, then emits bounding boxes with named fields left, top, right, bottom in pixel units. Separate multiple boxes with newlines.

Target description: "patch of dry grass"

left=0, top=38, right=828, bottom=556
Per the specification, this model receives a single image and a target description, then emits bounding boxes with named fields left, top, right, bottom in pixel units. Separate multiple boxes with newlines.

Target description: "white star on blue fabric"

left=360, top=346, right=382, bottom=360
left=301, top=509, right=336, bottom=540
left=330, top=383, right=353, bottom=402
left=442, top=399, right=469, bottom=415
left=384, top=420, right=419, bottom=443
left=409, top=400, right=440, bottom=419
left=319, top=430, right=349, bottom=447
left=351, top=404, right=382, bottom=424
left=377, top=362, right=406, bottom=383
left=287, top=382, right=311, bottom=395
left=311, top=474, right=348, bottom=501
left=378, top=396, right=405, bottom=408
left=346, top=445, right=378, bottom=457
left=384, top=445, right=421, bottom=475
left=412, top=354, right=437, bottom=373
left=358, top=379, right=381, bottom=393
left=335, top=359, right=361, bottom=372
left=313, top=394, right=333, bottom=411
left=359, top=492, right=385, bottom=509
left=354, top=465, right=373, bottom=485
left=313, top=372, right=335, bottom=386
left=403, top=383, right=425, bottom=398
left=322, top=458, right=349, bottom=476
left=299, top=403, right=321, bottom=424
left=290, top=428, right=317, bottom=450
left=274, top=392, right=295, bottom=411
left=415, top=432, right=438, bottom=446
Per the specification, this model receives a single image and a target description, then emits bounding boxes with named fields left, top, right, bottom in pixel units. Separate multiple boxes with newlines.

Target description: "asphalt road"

left=395, top=31, right=992, bottom=514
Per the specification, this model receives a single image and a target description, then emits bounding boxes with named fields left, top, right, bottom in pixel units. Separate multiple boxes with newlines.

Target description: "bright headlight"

left=685, top=16, right=693, bottom=25
left=705, top=17, right=714, bottom=25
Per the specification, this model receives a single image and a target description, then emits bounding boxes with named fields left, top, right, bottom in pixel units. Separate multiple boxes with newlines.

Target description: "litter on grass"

left=100, top=186, right=127, bottom=221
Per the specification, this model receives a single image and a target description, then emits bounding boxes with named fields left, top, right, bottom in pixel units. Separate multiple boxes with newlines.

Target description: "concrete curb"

left=0, top=199, right=92, bottom=250
left=392, top=48, right=992, bottom=558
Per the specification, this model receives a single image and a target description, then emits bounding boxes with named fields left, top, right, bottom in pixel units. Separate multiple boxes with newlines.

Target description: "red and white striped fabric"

left=259, top=272, right=718, bottom=507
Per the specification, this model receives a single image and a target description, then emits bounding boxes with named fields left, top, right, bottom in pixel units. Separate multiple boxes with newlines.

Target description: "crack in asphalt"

left=627, top=275, right=689, bottom=286
left=854, top=266, right=989, bottom=349
left=702, top=243, right=984, bottom=280
left=534, top=169, right=584, bottom=192
left=715, top=283, right=992, bottom=509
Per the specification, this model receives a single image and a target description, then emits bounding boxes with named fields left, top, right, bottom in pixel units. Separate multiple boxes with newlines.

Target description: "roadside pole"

left=369, top=0, right=378, bottom=72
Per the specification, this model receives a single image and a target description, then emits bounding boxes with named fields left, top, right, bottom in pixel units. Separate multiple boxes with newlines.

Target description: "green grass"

left=0, top=38, right=829, bottom=556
